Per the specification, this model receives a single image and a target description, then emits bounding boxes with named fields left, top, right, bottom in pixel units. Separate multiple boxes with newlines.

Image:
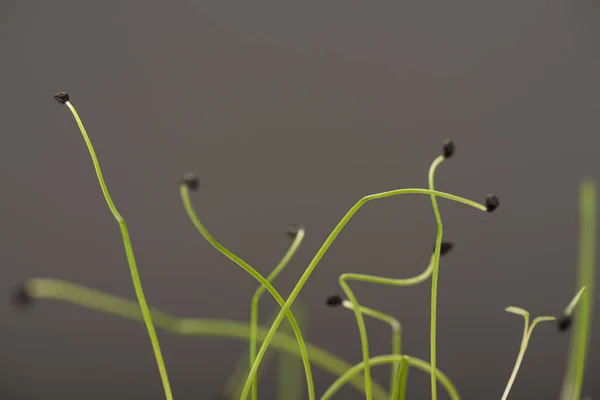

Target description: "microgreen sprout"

left=53, top=93, right=174, bottom=400
left=501, top=286, right=587, bottom=400
left=9, top=93, right=597, bottom=400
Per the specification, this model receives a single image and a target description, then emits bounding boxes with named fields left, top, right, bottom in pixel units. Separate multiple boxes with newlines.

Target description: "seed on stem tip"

left=433, top=240, right=454, bottom=256
left=181, top=173, right=200, bottom=191
left=326, top=294, right=344, bottom=307
left=53, top=92, right=70, bottom=104
left=557, top=315, right=573, bottom=332
left=12, top=283, right=33, bottom=308
left=485, top=194, right=500, bottom=212
left=442, top=139, right=455, bottom=159
left=285, top=223, right=303, bottom=239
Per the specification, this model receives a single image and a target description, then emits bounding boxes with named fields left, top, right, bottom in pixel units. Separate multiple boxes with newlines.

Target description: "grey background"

left=1, top=1, right=599, bottom=399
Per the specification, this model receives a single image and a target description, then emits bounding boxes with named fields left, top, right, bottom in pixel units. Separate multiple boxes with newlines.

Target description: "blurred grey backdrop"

left=1, top=1, right=600, bottom=399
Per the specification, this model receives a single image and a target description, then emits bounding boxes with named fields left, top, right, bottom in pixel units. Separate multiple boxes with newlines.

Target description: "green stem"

left=332, top=231, right=439, bottom=398
left=427, top=155, right=446, bottom=400
left=340, top=300, right=402, bottom=400
left=278, top=305, right=307, bottom=400
left=331, top=252, right=435, bottom=394
left=321, top=355, right=460, bottom=400
left=239, top=187, right=487, bottom=400
left=501, top=309, right=555, bottom=400
left=561, top=178, right=596, bottom=400
left=397, top=359, right=409, bottom=400
left=565, top=287, right=588, bottom=316
left=390, top=323, right=402, bottom=400
left=335, top=255, right=440, bottom=400
left=500, top=317, right=530, bottom=400
left=338, top=278, right=407, bottom=400
left=339, top=257, right=435, bottom=288
left=338, top=278, right=373, bottom=400
left=63, top=101, right=173, bottom=400
left=25, top=278, right=389, bottom=400
left=250, top=228, right=305, bottom=400
left=180, top=187, right=315, bottom=400
left=222, top=310, right=278, bottom=400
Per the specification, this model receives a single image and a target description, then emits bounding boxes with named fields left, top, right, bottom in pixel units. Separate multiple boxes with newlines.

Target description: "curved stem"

left=240, top=187, right=487, bottom=400
left=339, top=256, right=435, bottom=288
left=321, top=355, right=460, bottom=400
left=63, top=101, right=173, bottom=400
left=337, top=278, right=373, bottom=400
left=340, top=300, right=402, bottom=400
left=427, top=155, right=446, bottom=400
left=250, top=228, right=305, bottom=400
left=180, top=187, right=315, bottom=400
left=25, top=278, right=389, bottom=400
left=338, top=257, right=432, bottom=400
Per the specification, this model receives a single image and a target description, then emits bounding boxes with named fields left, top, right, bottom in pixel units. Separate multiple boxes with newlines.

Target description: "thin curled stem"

left=340, top=300, right=402, bottom=400
left=24, top=277, right=389, bottom=399
left=321, top=355, right=460, bottom=400
left=62, top=101, right=173, bottom=400
left=339, top=255, right=437, bottom=289
left=179, top=186, right=315, bottom=400
left=250, top=228, right=305, bottom=400
left=338, top=256, right=435, bottom=289
left=240, top=187, right=487, bottom=400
